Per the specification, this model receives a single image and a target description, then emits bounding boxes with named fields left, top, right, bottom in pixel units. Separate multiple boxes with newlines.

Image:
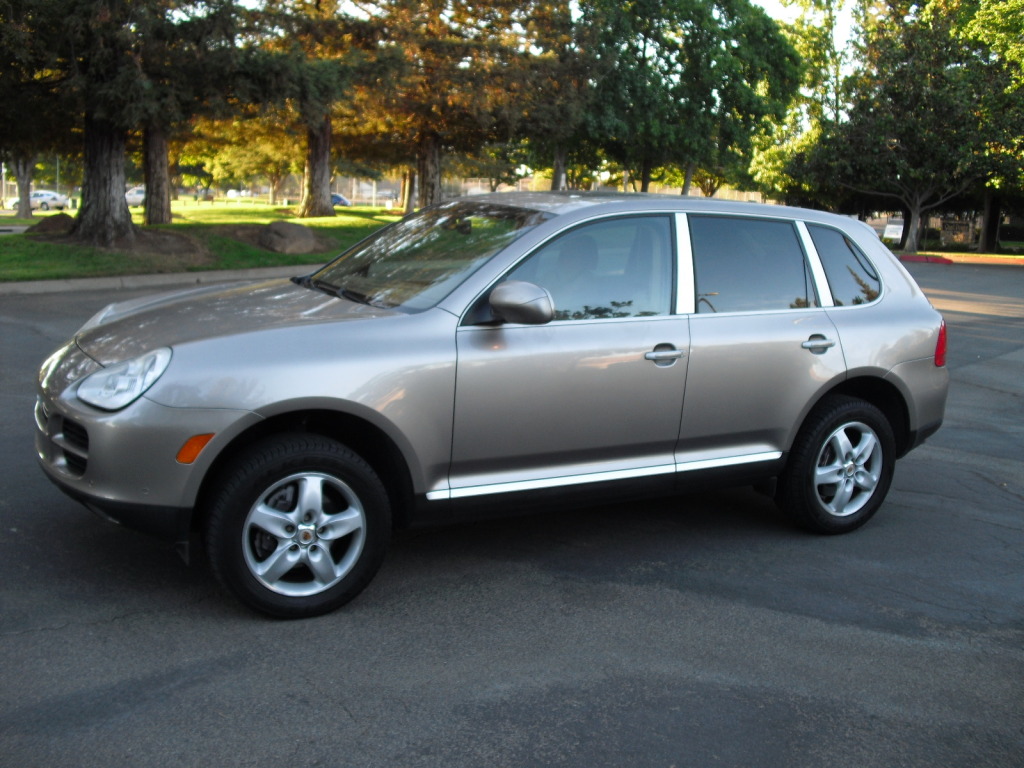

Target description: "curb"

left=898, top=253, right=1024, bottom=267
left=0, top=264, right=322, bottom=296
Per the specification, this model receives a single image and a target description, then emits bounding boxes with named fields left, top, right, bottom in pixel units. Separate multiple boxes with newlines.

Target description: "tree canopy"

left=2, top=0, right=1022, bottom=252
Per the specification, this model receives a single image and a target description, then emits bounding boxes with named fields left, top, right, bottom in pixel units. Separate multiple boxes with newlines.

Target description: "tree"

left=188, top=110, right=302, bottom=204
left=750, top=0, right=853, bottom=206
left=29, top=0, right=248, bottom=245
left=966, top=0, right=1024, bottom=251
left=351, top=0, right=536, bottom=207
left=581, top=0, right=800, bottom=193
left=249, top=1, right=381, bottom=218
left=0, top=0, right=75, bottom=219
left=133, top=0, right=244, bottom=225
left=968, top=0, right=1024, bottom=88
left=822, top=0, right=1013, bottom=252
left=518, top=0, right=597, bottom=191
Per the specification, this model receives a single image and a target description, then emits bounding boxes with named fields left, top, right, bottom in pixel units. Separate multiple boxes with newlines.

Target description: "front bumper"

left=35, top=391, right=259, bottom=544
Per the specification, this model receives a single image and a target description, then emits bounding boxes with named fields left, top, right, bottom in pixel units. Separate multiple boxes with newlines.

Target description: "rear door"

left=676, top=214, right=847, bottom=470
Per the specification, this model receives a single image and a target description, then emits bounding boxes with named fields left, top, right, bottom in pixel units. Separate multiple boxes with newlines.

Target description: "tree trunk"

left=144, top=123, right=173, bottom=226
left=417, top=132, right=442, bottom=208
left=11, top=154, right=35, bottom=220
left=681, top=163, right=695, bottom=196
left=898, top=206, right=912, bottom=250
left=551, top=146, right=567, bottom=192
left=399, top=171, right=409, bottom=212
left=980, top=189, right=1001, bottom=254
left=904, top=205, right=922, bottom=254
left=298, top=114, right=335, bottom=218
left=71, top=114, right=136, bottom=247
left=639, top=158, right=653, bottom=193
left=404, top=168, right=417, bottom=214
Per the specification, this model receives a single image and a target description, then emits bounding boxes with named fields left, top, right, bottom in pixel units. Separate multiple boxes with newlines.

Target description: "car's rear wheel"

left=205, top=434, right=390, bottom=618
left=40, top=202, right=49, bottom=211
left=778, top=395, right=895, bottom=534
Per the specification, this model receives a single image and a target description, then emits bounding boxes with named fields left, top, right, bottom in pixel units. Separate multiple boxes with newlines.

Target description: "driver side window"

left=506, top=216, right=674, bottom=320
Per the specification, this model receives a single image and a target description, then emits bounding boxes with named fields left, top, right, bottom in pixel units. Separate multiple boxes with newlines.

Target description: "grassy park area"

left=0, top=201, right=399, bottom=282
left=2, top=200, right=1022, bottom=283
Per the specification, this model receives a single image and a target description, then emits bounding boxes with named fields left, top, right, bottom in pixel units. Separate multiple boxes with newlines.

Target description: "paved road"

left=1, top=263, right=1021, bottom=767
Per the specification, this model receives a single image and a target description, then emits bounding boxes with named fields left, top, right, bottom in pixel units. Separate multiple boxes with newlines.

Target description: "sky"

left=752, top=0, right=857, bottom=45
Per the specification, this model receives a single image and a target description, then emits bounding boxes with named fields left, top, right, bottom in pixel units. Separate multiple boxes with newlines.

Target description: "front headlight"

left=76, top=348, right=172, bottom=411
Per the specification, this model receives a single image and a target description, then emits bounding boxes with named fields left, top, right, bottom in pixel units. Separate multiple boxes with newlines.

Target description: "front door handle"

left=645, top=347, right=686, bottom=366
left=801, top=335, right=836, bottom=353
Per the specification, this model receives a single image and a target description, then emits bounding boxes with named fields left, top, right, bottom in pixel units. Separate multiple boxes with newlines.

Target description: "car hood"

left=76, top=278, right=399, bottom=364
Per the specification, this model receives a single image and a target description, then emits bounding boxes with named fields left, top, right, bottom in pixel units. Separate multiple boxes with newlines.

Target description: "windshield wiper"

left=340, top=288, right=372, bottom=305
left=299, top=275, right=374, bottom=306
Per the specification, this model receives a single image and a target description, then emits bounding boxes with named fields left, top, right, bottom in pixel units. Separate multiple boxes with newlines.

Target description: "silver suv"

left=35, top=193, right=949, bottom=617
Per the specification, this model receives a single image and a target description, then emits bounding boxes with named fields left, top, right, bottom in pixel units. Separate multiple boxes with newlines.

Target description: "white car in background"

left=12, top=190, right=69, bottom=211
left=125, top=187, right=146, bottom=207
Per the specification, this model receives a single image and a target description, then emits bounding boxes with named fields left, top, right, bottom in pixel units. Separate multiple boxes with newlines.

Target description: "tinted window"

left=808, top=225, right=881, bottom=306
left=689, top=216, right=817, bottom=313
left=507, top=216, right=673, bottom=320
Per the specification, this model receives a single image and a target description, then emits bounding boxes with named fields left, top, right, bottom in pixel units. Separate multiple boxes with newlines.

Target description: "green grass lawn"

left=3, top=202, right=1021, bottom=282
left=0, top=201, right=399, bottom=282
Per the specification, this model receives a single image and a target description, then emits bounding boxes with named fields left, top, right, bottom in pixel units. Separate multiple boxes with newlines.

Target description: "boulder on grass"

left=258, top=220, right=318, bottom=254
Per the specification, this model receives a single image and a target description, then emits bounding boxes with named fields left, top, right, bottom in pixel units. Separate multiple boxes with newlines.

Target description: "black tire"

left=40, top=202, right=49, bottom=211
left=205, top=433, right=391, bottom=618
left=777, top=395, right=896, bottom=534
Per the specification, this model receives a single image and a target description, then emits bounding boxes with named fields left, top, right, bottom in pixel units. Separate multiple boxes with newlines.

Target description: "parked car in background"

left=35, top=192, right=949, bottom=618
left=125, top=187, right=146, bottom=207
left=13, top=190, right=69, bottom=211
left=332, top=193, right=352, bottom=207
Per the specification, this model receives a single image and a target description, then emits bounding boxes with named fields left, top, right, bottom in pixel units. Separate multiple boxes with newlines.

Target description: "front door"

left=447, top=215, right=689, bottom=499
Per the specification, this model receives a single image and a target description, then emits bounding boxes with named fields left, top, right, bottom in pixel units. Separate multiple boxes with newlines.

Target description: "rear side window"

left=689, top=216, right=817, bottom=313
left=807, top=225, right=881, bottom=306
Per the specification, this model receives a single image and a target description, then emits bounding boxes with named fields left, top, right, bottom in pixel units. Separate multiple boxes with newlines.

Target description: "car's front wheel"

left=40, top=202, right=49, bottom=211
left=205, top=434, right=391, bottom=618
left=778, top=395, right=895, bottom=534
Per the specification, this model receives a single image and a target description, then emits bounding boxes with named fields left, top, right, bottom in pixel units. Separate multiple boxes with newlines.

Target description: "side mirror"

left=489, top=280, right=554, bottom=325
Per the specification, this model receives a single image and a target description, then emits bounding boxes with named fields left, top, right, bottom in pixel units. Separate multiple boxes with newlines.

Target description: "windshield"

left=309, top=201, right=552, bottom=311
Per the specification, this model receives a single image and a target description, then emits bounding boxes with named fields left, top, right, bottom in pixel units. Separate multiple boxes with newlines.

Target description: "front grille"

left=36, top=396, right=90, bottom=478
left=62, top=420, right=89, bottom=452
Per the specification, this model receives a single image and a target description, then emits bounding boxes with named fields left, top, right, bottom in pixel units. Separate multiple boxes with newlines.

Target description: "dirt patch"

left=37, top=228, right=215, bottom=272
left=28, top=222, right=338, bottom=273
left=26, top=213, right=75, bottom=235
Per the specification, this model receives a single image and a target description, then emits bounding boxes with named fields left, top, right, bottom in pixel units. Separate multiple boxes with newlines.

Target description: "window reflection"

left=507, top=216, right=674, bottom=320
left=311, top=201, right=552, bottom=312
left=690, top=216, right=818, bottom=313
left=807, top=225, right=881, bottom=307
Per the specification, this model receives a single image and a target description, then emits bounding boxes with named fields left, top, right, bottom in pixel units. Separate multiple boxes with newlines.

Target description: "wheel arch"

left=817, top=376, right=911, bottom=457
left=192, top=409, right=418, bottom=541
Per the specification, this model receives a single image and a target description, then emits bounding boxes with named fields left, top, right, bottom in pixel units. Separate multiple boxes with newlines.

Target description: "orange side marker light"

left=176, top=433, right=216, bottom=464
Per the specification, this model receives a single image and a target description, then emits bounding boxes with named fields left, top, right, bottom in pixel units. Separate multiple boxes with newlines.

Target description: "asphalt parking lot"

left=1, top=261, right=1021, bottom=767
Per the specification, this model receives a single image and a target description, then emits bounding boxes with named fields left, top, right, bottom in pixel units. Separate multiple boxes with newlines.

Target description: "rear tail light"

left=935, top=320, right=947, bottom=367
